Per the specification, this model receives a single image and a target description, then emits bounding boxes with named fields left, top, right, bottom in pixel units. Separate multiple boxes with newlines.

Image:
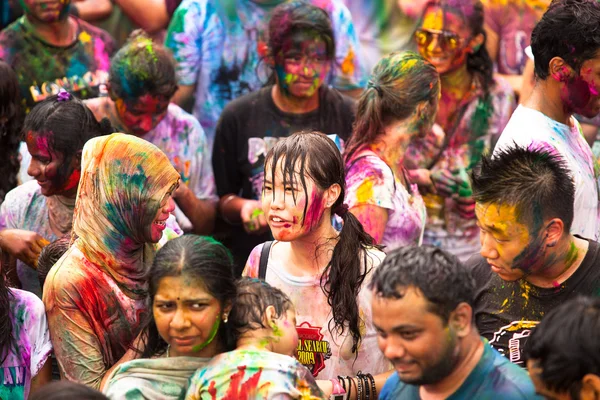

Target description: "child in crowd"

left=185, top=278, right=324, bottom=399
left=404, top=0, right=515, bottom=261
left=43, top=133, right=181, bottom=390
left=85, top=30, right=217, bottom=235
left=103, top=235, right=237, bottom=399
left=213, top=1, right=356, bottom=272
left=0, top=253, right=52, bottom=399
left=0, top=92, right=114, bottom=296
left=0, top=0, right=115, bottom=112
left=345, top=51, right=439, bottom=250
left=244, top=131, right=391, bottom=397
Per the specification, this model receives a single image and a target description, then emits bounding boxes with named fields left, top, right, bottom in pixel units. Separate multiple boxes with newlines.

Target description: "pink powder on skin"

left=303, top=190, right=324, bottom=231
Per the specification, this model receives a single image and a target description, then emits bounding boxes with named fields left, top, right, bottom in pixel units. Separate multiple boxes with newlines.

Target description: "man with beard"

left=469, top=145, right=600, bottom=367
left=0, top=0, right=115, bottom=113
left=370, top=246, right=539, bottom=399
left=493, top=0, right=600, bottom=241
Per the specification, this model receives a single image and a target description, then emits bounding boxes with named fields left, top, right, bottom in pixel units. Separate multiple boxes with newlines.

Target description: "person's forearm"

left=113, top=0, right=169, bottom=32
left=71, top=0, right=112, bottom=21
left=99, top=346, right=140, bottom=392
left=175, top=189, right=216, bottom=235
left=218, top=194, right=246, bottom=225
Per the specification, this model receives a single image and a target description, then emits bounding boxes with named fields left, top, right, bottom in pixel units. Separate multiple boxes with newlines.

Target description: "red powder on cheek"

left=61, top=169, right=81, bottom=192
left=303, top=190, right=325, bottom=230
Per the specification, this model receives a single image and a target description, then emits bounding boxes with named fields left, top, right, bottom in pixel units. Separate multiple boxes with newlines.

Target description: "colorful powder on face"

left=192, top=315, right=221, bottom=353
left=302, top=189, right=324, bottom=231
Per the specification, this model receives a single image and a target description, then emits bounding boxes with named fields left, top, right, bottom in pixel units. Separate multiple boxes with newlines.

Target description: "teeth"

left=273, top=217, right=283, bottom=222
left=154, top=220, right=166, bottom=226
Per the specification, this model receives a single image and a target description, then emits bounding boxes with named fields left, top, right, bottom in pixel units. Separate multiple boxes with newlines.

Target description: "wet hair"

left=0, top=261, right=15, bottom=365
left=420, top=0, right=494, bottom=95
left=345, top=51, right=440, bottom=161
left=531, top=0, right=600, bottom=80
left=264, top=131, right=381, bottom=353
left=23, top=92, right=114, bottom=180
left=525, top=296, right=600, bottom=398
left=109, top=30, right=178, bottom=101
left=37, top=236, right=70, bottom=291
left=29, top=381, right=109, bottom=400
left=369, top=246, right=476, bottom=322
left=265, top=0, right=335, bottom=85
left=471, top=144, right=575, bottom=233
left=227, top=278, right=294, bottom=347
left=140, top=235, right=237, bottom=358
left=0, top=61, right=23, bottom=202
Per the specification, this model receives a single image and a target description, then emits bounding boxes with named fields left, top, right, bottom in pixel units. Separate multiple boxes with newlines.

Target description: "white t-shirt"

left=243, top=243, right=390, bottom=379
left=494, top=105, right=599, bottom=240
left=0, top=289, right=52, bottom=400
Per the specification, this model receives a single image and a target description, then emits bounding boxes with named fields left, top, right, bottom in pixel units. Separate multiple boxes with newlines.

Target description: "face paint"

left=26, top=131, right=79, bottom=197
left=275, top=31, right=330, bottom=99
left=114, top=94, right=170, bottom=136
left=416, top=6, right=473, bottom=75
left=559, top=59, right=600, bottom=119
left=20, top=0, right=71, bottom=23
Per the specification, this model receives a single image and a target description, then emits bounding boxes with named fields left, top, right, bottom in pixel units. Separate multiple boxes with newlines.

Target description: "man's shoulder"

left=481, top=344, right=540, bottom=399
left=220, top=87, right=270, bottom=118
left=76, top=18, right=114, bottom=45
left=379, top=373, right=420, bottom=400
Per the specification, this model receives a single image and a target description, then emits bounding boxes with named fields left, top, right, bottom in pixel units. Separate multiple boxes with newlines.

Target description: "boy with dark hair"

left=371, top=246, right=539, bottom=399
left=525, top=296, right=600, bottom=400
left=0, top=0, right=115, bottom=112
left=469, top=145, right=600, bottom=366
left=494, top=0, right=600, bottom=241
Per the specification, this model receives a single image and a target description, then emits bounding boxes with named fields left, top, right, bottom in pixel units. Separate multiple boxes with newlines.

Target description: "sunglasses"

left=414, top=29, right=465, bottom=51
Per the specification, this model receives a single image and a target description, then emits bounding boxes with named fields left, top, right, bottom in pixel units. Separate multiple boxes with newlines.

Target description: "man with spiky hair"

left=468, top=145, right=600, bottom=367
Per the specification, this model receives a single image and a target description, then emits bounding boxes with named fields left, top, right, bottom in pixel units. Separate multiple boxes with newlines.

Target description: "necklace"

left=166, top=345, right=170, bottom=358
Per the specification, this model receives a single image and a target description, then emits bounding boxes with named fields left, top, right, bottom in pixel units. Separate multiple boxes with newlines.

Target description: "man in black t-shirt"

left=466, top=145, right=600, bottom=367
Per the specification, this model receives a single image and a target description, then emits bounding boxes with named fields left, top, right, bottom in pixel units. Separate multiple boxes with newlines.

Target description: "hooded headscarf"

left=72, top=133, right=180, bottom=297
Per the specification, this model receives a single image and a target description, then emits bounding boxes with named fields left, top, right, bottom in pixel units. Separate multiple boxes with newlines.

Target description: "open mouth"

left=153, top=220, right=167, bottom=227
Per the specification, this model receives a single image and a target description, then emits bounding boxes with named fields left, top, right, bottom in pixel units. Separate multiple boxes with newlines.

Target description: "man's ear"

left=543, top=218, right=564, bottom=248
left=549, top=57, right=574, bottom=82
left=580, top=374, right=600, bottom=399
left=449, top=302, right=474, bottom=338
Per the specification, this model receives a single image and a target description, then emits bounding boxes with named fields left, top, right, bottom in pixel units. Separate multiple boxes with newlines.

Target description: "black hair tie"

left=334, top=203, right=349, bottom=217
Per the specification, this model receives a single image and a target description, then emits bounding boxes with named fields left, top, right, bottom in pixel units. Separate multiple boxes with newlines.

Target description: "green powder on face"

left=192, top=316, right=221, bottom=353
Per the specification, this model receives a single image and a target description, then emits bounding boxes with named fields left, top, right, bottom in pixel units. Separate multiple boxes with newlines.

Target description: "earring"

left=223, top=313, right=228, bottom=324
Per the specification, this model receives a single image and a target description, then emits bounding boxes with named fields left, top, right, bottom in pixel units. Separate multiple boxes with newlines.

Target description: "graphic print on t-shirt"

left=296, top=322, right=332, bottom=377
left=0, top=366, right=26, bottom=399
left=489, top=320, right=539, bottom=366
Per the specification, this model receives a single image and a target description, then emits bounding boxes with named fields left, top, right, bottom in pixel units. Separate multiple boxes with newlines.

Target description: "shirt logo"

left=296, top=322, right=332, bottom=377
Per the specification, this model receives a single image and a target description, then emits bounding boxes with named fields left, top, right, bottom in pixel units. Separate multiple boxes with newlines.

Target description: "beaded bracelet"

left=367, top=373, right=376, bottom=398
left=357, top=374, right=363, bottom=400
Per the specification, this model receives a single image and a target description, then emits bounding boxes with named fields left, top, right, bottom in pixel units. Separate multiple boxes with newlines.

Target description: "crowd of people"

left=0, top=0, right=599, bottom=399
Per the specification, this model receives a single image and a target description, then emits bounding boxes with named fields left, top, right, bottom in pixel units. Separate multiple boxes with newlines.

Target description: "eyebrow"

left=374, top=322, right=421, bottom=333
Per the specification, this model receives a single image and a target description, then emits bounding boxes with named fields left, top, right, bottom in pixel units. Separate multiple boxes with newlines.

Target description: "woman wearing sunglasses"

left=404, top=0, right=515, bottom=261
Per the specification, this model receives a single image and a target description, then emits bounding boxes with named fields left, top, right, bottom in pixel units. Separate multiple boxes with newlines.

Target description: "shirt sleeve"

left=345, top=157, right=395, bottom=210
left=327, top=1, right=366, bottom=91
left=43, top=273, right=107, bottom=389
left=25, top=293, right=53, bottom=376
left=165, top=0, right=207, bottom=87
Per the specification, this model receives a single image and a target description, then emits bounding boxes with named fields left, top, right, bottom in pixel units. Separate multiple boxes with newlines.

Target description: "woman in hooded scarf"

left=43, top=133, right=180, bottom=390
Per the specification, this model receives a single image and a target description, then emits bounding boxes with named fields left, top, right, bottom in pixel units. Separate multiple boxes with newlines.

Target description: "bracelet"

left=330, top=378, right=345, bottom=395
left=367, top=373, right=376, bottom=398
left=219, top=194, right=242, bottom=226
left=357, top=373, right=363, bottom=400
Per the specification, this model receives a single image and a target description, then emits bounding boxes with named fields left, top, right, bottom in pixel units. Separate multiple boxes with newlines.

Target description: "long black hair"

left=0, top=61, right=22, bottom=203
left=0, top=264, right=15, bottom=365
left=264, top=131, right=382, bottom=354
left=23, top=92, right=114, bottom=183
left=140, top=235, right=237, bottom=358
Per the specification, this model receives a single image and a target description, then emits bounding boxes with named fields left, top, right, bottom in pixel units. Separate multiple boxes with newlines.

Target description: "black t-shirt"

left=466, top=238, right=600, bottom=367
left=212, top=85, right=355, bottom=273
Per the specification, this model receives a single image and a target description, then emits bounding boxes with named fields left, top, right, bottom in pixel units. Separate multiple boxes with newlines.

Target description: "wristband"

left=329, top=378, right=347, bottom=400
